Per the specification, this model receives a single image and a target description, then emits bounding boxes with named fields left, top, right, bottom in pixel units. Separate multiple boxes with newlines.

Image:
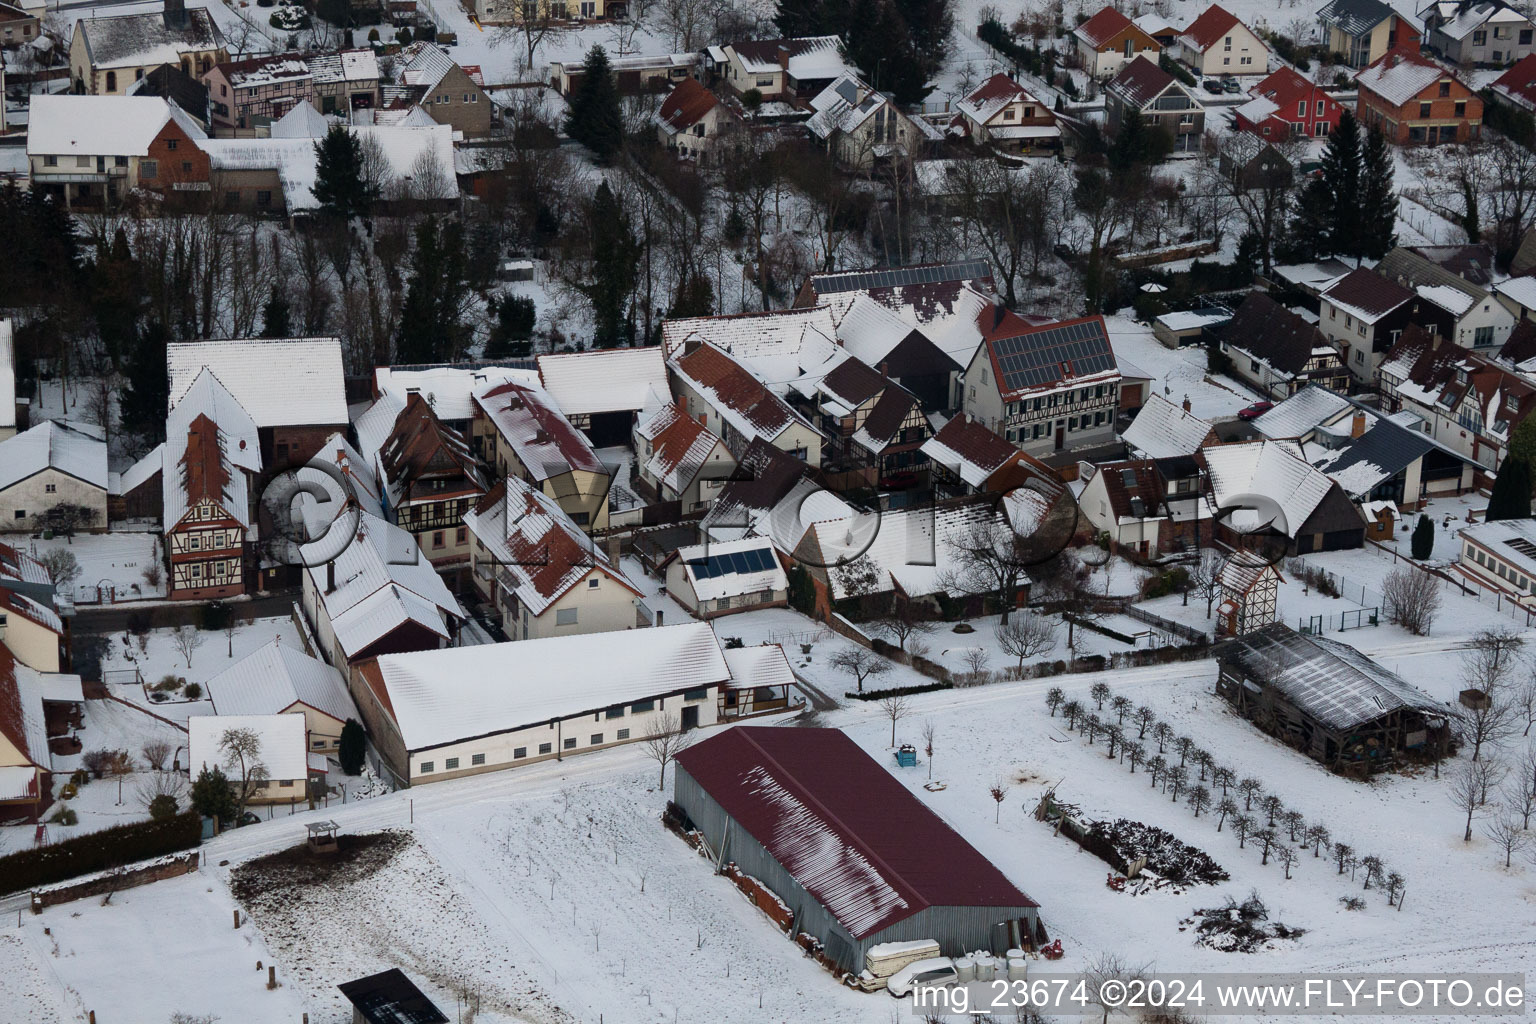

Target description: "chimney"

left=325, top=559, right=335, bottom=594
left=1351, top=411, right=1367, bottom=438
left=879, top=360, right=890, bottom=377
left=777, top=44, right=790, bottom=71
left=164, top=0, right=187, bottom=30
left=1182, top=395, right=1191, bottom=413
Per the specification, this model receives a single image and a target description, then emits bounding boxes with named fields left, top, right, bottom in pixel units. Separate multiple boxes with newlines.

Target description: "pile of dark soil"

left=230, top=830, right=410, bottom=909
left=1088, top=819, right=1230, bottom=884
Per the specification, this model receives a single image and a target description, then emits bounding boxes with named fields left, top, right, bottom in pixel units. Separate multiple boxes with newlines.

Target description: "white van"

left=887, top=957, right=958, bottom=998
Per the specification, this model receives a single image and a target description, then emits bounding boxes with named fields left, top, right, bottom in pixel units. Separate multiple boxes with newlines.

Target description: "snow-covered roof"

left=73, top=8, right=224, bottom=71
left=1319, top=0, right=1396, bottom=36
left=369, top=621, right=731, bottom=750
left=168, top=338, right=346, bottom=428
left=0, top=645, right=51, bottom=770
left=302, top=511, right=462, bottom=658
left=728, top=36, right=845, bottom=78
left=813, top=498, right=1012, bottom=601
left=473, top=379, right=605, bottom=479
left=309, top=47, right=379, bottom=83
left=0, top=420, right=108, bottom=492
left=374, top=364, right=538, bottom=423
left=1202, top=440, right=1337, bottom=538
left=269, top=99, right=332, bottom=138
left=1255, top=386, right=1352, bottom=439
left=204, top=640, right=355, bottom=724
left=669, top=342, right=814, bottom=445
left=920, top=414, right=1020, bottom=488
left=1431, top=0, right=1529, bottom=40
left=1495, top=275, right=1536, bottom=311
left=1461, top=517, right=1536, bottom=580
left=537, top=347, right=669, bottom=417
left=956, top=73, right=1040, bottom=126
left=397, top=41, right=466, bottom=91
left=673, top=727, right=1038, bottom=940
left=1321, top=267, right=1415, bottom=324
left=187, top=713, right=311, bottom=782
left=673, top=537, right=787, bottom=602
left=115, top=442, right=164, bottom=497
left=1122, top=393, right=1214, bottom=459
left=660, top=306, right=837, bottom=362
left=27, top=94, right=205, bottom=157
left=806, top=73, right=895, bottom=139
left=637, top=401, right=726, bottom=495
left=1218, top=623, right=1442, bottom=730
left=721, top=643, right=795, bottom=692
left=1355, top=49, right=1456, bottom=106
left=163, top=367, right=260, bottom=529
left=464, top=476, right=637, bottom=617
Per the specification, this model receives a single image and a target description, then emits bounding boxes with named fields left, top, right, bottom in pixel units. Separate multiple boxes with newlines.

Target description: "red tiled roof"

left=378, top=392, right=483, bottom=495
left=1107, top=55, right=1178, bottom=108
left=1252, top=67, right=1316, bottom=108
left=674, top=727, right=1038, bottom=939
left=1075, top=6, right=1138, bottom=47
left=475, top=380, right=604, bottom=478
left=1324, top=267, right=1415, bottom=319
left=648, top=402, right=722, bottom=486
left=659, top=77, right=718, bottom=131
left=0, top=645, right=43, bottom=771
left=926, top=414, right=1018, bottom=475
left=820, top=356, right=886, bottom=409
left=180, top=413, right=231, bottom=511
left=1177, top=4, right=1244, bottom=51
left=671, top=343, right=800, bottom=439
left=1494, top=53, right=1536, bottom=107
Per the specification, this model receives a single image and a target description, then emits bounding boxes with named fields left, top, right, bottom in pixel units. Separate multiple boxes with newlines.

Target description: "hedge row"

left=845, top=681, right=953, bottom=701
left=0, top=811, right=202, bottom=895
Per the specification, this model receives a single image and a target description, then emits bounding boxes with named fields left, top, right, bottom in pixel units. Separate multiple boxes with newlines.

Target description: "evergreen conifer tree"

left=565, top=46, right=624, bottom=162
left=260, top=286, right=292, bottom=338
left=339, top=719, right=366, bottom=776
left=396, top=218, right=471, bottom=363
left=1411, top=514, right=1434, bottom=560
left=579, top=183, right=640, bottom=347
left=190, top=765, right=237, bottom=823
left=1359, top=123, right=1398, bottom=259
left=1487, top=456, right=1533, bottom=521
left=312, top=125, right=372, bottom=220
left=120, top=319, right=169, bottom=443
left=1286, top=110, right=1366, bottom=260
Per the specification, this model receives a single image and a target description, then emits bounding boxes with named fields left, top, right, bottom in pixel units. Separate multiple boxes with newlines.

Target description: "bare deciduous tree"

left=921, top=719, right=937, bottom=780
left=171, top=624, right=204, bottom=669
left=873, top=604, right=936, bottom=652
left=1449, top=760, right=1484, bottom=842
left=992, top=613, right=1057, bottom=672
left=989, top=777, right=1010, bottom=823
left=879, top=695, right=912, bottom=747
left=961, top=647, right=992, bottom=683
left=1382, top=567, right=1440, bottom=636
left=218, top=726, right=268, bottom=822
left=1275, top=844, right=1299, bottom=879
left=642, top=712, right=690, bottom=790
left=829, top=646, right=890, bottom=694
left=141, top=741, right=173, bottom=772
left=1485, top=812, right=1530, bottom=868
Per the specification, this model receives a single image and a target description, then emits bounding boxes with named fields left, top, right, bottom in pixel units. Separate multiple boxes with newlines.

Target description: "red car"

left=1237, top=401, right=1274, bottom=421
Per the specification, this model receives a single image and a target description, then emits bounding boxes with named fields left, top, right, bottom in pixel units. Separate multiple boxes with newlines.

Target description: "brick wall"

left=34, top=852, right=199, bottom=909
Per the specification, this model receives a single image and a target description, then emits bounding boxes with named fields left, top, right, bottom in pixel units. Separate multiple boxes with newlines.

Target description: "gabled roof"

left=74, top=8, right=224, bottom=71
left=956, top=73, right=1040, bottom=125
left=657, top=77, right=718, bottom=133
left=850, top=386, right=920, bottom=454
left=188, top=713, right=310, bottom=781
left=536, top=347, right=669, bottom=417
left=1318, top=0, right=1396, bottom=36
left=308, top=48, right=380, bottom=84
left=1306, top=402, right=1437, bottom=497
left=813, top=497, right=1013, bottom=601
left=727, top=35, right=846, bottom=78
left=1074, top=7, right=1142, bottom=47
left=168, top=338, right=346, bottom=428
left=368, top=622, right=730, bottom=750
left=0, top=420, right=108, bottom=492
left=637, top=401, right=726, bottom=495
left=1493, top=53, right=1536, bottom=109
left=163, top=368, right=259, bottom=530
left=721, top=643, right=795, bottom=691
left=1217, top=622, right=1441, bottom=730
left=1256, top=385, right=1353, bottom=439
left=302, top=511, right=462, bottom=659
left=0, top=585, right=62, bottom=634
left=1408, top=243, right=1494, bottom=286
left=1201, top=439, right=1341, bottom=538
left=979, top=314, right=1119, bottom=402
left=0, top=542, right=51, bottom=591
left=0, top=645, right=50, bottom=772
left=1241, top=67, right=1327, bottom=125
left=1122, top=393, right=1215, bottom=459
left=661, top=305, right=837, bottom=362
left=1106, top=55, right=1183, bottom=109
left=1176, top=4, right=1251, bottom=51
left=674, top=727, right=1038, bottom=940
left=398, top=41, right=471, bottom=91
left=27, top=94, right=205, bottom=157
left=1374, top=246, right=1489, bottom=314
left=213, top=53, right=313, bottom=88
left=1219, top=292, right=1331, bottom=377
left=204, top=640, right=355, bottom=723
left=672, top=536, right=787, bottom=601
left=669, top=342, right=812, bottom=444
left=1355, top=48, right=1459, bottom=107
left=1321, top=267, right=1416, bottom=323
left=473, top=379, right=605, bottom=480
left=1428, top=0, right=1531, bottom=40
left=376, top=393, right=485, bottom=506
left=464, top=476, right=638, bottom=618
left=1095, top=459, right=1166, bottom=522
left=921, top=414, right=1022, bottom=488
left=700, top=438, right=810, bottom=540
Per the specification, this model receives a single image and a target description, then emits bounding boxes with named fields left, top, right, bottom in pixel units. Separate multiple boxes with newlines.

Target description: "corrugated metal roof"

left=675, top=727, right=1038, bottom=939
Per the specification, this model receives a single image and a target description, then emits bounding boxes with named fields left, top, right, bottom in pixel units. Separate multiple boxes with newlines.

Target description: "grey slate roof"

left=1375, top=246, right=1488, bottom=305
left=1218, top=623, right=1443, bottom=730
left=1309, top=407, right=1436, bottom=495
left=1318, top=0, right=1395, bottom=36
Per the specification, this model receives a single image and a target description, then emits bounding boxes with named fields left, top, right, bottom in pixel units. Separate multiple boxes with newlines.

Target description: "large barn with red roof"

left=672, top=726, right=1044, bottom=970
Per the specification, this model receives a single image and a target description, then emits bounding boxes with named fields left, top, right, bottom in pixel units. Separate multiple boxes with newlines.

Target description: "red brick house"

left=1234, top=66, right=1345, bottom=139
left=1355, top=48, right=1482, bottom=143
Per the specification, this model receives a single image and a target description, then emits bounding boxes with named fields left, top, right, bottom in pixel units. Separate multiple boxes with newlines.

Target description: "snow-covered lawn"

left=25, top=532, right=166, bottom=602
left=100, top=614, right=306, bottom=724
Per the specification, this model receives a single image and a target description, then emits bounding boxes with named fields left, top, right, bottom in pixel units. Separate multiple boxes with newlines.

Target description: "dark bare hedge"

left=0, top=811, right=201, bottom=895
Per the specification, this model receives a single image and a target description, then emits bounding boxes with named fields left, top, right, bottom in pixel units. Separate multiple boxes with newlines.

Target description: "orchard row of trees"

left=1045, top=681, right=1407, bottom=900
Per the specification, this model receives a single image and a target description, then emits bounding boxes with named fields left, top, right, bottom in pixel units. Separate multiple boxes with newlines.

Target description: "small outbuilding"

left=1215, top=623, right=1449, bottom=772
left=338, top=968, right=448, bottom=1024
left=672, top=726, right=1044, bottom=971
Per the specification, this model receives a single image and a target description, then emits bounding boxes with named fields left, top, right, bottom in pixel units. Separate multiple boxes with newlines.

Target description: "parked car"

left=1202, top=78, right=1224, bottom=94
left=1237, top=401, right=1274, bottom=421
left=888, top=957, right=958, bottom=998
left=1221, top=75, right=1242, bottom=94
